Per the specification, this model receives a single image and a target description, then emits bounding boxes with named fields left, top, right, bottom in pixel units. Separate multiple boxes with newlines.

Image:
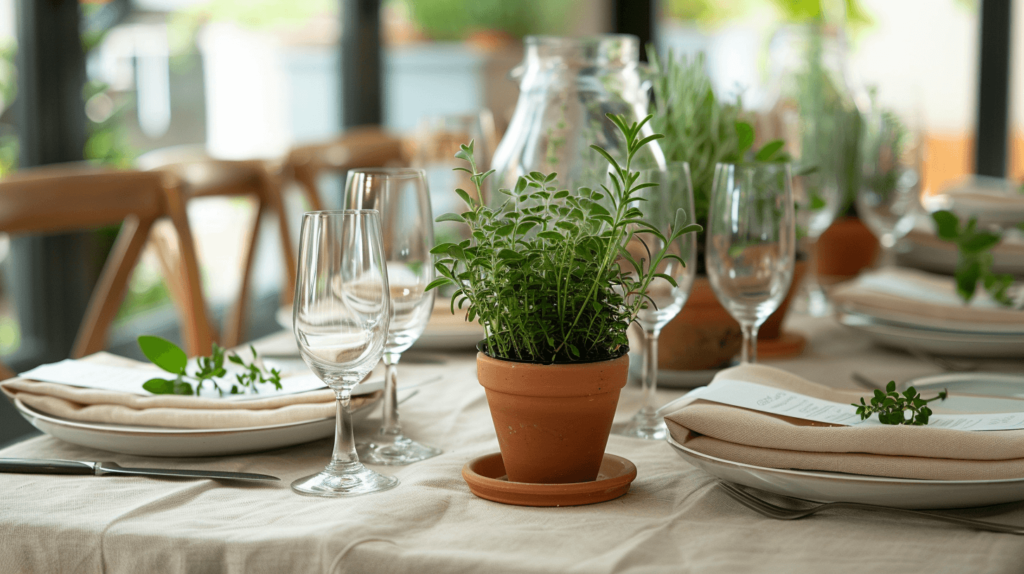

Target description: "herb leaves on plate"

left=138, top=335, right=282, bottom=396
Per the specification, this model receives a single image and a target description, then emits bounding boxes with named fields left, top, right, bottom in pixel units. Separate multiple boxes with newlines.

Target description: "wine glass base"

left=613, top=414, right=667, bottom=441
left=357, top=435, right=442, bottom=466
left=291, top=464, right=399, bottom=497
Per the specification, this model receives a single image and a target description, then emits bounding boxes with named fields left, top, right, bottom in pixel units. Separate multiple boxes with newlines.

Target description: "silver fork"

left=717, top=481, right=1024, bottom=535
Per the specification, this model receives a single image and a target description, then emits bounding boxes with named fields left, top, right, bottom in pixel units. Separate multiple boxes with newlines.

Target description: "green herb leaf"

left=754, top=140, right=785, bottom=162
left=932, top=210, right=959, bottom=240
left=436, top=212, right=465, bottom=224
left=142, top=378, right=175, bottom=394
left=137, top=336, right=187, bottom=374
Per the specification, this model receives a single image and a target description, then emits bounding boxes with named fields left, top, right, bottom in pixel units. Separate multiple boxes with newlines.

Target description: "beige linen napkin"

left=831, top=267, right=1024, bottom=328
left=1, top=353, right=378, bottom=430
left=665, top=364, right=1024, bottom=480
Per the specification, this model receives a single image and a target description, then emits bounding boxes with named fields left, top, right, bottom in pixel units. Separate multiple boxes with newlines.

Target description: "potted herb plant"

left=648, top=50, right=806, bottom=368
left=427, top=114, right=700, bottom=484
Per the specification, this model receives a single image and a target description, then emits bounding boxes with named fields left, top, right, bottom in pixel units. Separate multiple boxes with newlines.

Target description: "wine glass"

left=793, top=169, right=843, bottom=316
left=857, top=107, right=922, bottom=267
left=291, top=210, right=398, bottom=497
left=615, top=162, right=697, bottom=440
left=344, top=168, right=441, bottom=465
left=707, top=163, right=796, bottom=364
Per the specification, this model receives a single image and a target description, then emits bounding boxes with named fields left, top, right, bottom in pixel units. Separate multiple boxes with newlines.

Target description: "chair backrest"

left=286, top=127, right=407, bottom=211
left=0, top=164, right=215, bottom=362
left=136, top=146, right=295, bottom=347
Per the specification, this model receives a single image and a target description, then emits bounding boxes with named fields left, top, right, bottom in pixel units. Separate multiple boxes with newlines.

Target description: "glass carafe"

left=490, top=35, right=665, bottom=200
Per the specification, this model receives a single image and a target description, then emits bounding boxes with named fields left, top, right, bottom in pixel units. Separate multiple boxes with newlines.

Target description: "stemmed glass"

left=857, top=107, right=922, bottom=267
left=793, top=170, right=843, bottom=316
left=707, top=163, right=796, bottom=364
left=615, top=162, right=697, bottom=440
left=291, top=210, right=398, bottom=497
left=344, top=168, right=441, bottom=465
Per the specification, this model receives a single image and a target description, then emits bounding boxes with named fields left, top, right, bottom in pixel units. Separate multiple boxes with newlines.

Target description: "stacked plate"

left=666, top=371, right=1024, bottom=509
left=12, top=396, right=378, bottom=457
left=832, top=267, right=1024, bottom=358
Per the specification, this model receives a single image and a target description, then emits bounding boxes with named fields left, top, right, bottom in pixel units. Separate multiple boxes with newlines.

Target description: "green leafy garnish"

left=931, top=210, right=1016, bottom=306
left=138, top=336, right=282, bottom=396
left=852, top=381, right=948, bottom=426
left=428, top=113, right=702, bottom=363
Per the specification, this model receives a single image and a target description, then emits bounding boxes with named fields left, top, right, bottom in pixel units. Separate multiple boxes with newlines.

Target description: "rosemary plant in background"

left=648, top=50, right=751, bottom=235
left=648, top=49, right=795, bottom=269
left=138, top=336, right=282, bottom=396
left=427, top=114, right=702, bottom=363
left=853, top=381, right=948, bottom=426
left=932, top=210, right=1020, bottom=307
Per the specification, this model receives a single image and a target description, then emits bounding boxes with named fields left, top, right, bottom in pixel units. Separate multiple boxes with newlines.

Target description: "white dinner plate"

left=899, top=373, right=1024, bottom=413
left=12, top=393, right=381, bottom=458
left=667, top=435, right=1024, bottom=509
left=837, top=311, right=1024, bottom=358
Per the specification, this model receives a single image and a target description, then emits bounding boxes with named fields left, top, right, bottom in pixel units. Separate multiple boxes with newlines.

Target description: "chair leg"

left=163, top=184, right=216, bottom=357
left=261, top=166, right=297, bottom=307
left=148, top=219, right=189, bottom=321
left=72, top=215, right=154, bottom=358
left=223, top=199, right=266, bottom=348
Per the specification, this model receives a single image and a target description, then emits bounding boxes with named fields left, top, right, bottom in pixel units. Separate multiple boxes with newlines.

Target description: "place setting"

left=4, top=8, right=1024, bottom=571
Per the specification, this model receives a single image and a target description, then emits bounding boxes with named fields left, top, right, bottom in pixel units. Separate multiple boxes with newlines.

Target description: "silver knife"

left=0, top=458, right=279, bottom=482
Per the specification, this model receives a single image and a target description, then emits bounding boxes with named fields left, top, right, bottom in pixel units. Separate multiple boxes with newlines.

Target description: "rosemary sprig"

left=852, top=381, right=948, bottom=426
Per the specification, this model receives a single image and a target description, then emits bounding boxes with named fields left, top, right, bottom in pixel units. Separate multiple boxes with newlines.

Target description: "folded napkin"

left=1, top=353, right=379, bottom=430
left=665, top=364, right=1024, bottom=480
left=831, top=267, right=1024, bottom=329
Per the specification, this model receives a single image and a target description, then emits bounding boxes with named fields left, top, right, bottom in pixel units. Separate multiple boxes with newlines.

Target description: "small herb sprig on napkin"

left=931, top=210, right=1017, bottom=306
left=853, top=381, right=948, bottom=426
left=138, top=336, right=282, bottom=396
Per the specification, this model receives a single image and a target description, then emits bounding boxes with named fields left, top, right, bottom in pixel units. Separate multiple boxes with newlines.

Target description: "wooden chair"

left=136, top=147, right=295, bottom=348
left=0, top=164, right=215, bottom=370
left=285, top=127, right=407, bottom=211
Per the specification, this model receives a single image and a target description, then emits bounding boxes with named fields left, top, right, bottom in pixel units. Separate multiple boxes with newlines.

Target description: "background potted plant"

left=648, top=50, right=805, bottom=369
left=428, top=114, right=700, bottom=484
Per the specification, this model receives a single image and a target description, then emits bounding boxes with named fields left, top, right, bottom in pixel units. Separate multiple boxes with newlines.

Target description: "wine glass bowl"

left=793, top=170, right=844, bottom=316
left=706, top=163, right=796, bottom=364
left=857, top=108, right=922, bottom=262
left=344, top=168, right=442, bottom=465
left=291, top=210, right=399, bottom=497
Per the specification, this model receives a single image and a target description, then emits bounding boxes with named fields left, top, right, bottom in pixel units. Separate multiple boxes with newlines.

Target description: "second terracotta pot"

left=476, top=352, right=629, bottom=484
left=658, top=260, right=808, bottom=370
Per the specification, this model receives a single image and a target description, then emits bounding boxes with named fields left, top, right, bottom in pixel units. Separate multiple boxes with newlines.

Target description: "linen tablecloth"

left=2, top=316, right=1024, bottom=574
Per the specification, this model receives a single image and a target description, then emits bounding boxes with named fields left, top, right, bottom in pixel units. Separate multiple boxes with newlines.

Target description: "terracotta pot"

left=657, top=278, right=742, bottom=371
left=476, top=352, right=629, bottom=484
left=659, top=260, right=808, bottom=369
left=816, top=216, right=879, bottom=280
left=758, top=259, right=808, bottom=340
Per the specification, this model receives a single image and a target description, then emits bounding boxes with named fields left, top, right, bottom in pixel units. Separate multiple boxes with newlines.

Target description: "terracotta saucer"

left=462, top=452, right=637, bottom=507
left=758, top=331, right=807, bottom=360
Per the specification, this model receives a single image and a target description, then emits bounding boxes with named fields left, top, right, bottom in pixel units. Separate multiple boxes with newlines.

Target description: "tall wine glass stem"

left=615, top=326, right=667, bottom=440
left=329, top=389, right=359, bottom=472
left=638, top=329, right=660, bottom=418
left=740, top=323, right=759, bottom=364
left=380, top=352, right=402, bottom=438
